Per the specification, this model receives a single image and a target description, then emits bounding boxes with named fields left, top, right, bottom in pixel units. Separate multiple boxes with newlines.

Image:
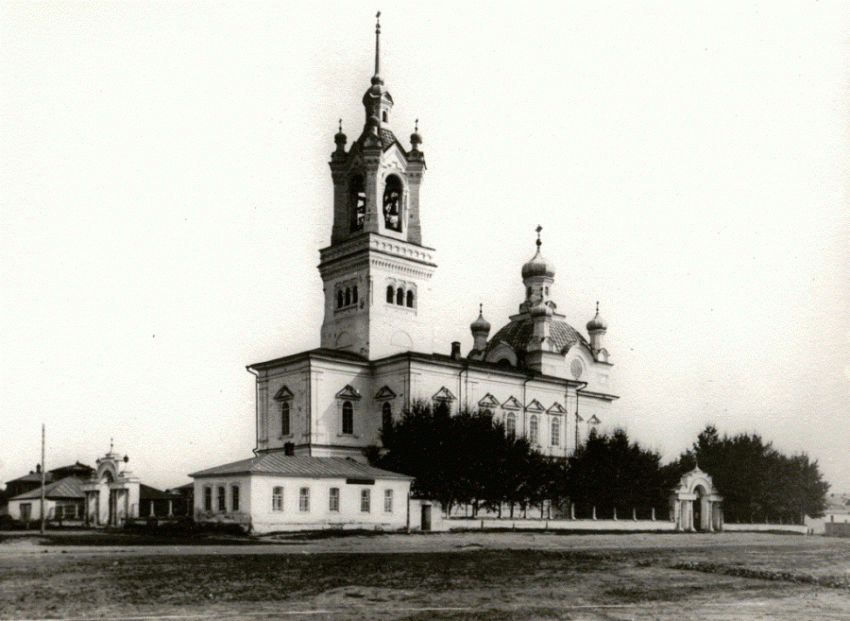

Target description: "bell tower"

left=319, top=14, right=436, bottom=360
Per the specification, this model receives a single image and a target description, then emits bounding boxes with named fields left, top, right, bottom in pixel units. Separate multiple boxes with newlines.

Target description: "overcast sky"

left=2, top=2, right=848, bottom=495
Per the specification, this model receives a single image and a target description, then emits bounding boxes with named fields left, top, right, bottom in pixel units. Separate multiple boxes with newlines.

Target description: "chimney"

left=451, top=341, right=461, bottom=360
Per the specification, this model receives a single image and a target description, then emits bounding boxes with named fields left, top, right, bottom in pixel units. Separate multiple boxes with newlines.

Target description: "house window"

left=217, top=486, right=226, bottom=512
left=386, top=285, right=394, bottom=303
left=361, top=489, right=371, bottom=513
left=342, top=401, right=354, bottom=435
left=506, top=413, right=516, bottom=437
left=396, top=287, right=404, bottom=305
left=382, top=402, right=392, bottom=432
left=329, top=488, right=340, bottom=512
left=345, top=288, right=351, bottom=306
left=384, top=489, right=393, bottom=513
left=231, top=485, right=240, bottom=512
left=551, top=417, right=560, bottom=447
left=337, top=290, right=344, bottom=309
left=406, top=290, right=414, bottom=308
left=281, top=401, right=290, bottom=436
left=204, top=486, right=212, bottom=511
left=352, top=286, right=358, bottom=304
left=299, top=487, right=310, bottom=512
left=272, top=486, right=283, bottom=511
left=529, top=415, right=539, bottom=445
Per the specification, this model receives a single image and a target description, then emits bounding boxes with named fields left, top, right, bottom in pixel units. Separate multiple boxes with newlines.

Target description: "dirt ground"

left=0, top=531, right=848, bottom=620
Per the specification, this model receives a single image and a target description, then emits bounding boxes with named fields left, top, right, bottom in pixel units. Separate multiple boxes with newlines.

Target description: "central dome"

left=483, top=317, right=587, bottom=362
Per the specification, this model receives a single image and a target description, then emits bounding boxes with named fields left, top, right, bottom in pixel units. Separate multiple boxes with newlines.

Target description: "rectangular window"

left=272, top=486, right=283, bottom=511
left=384, top=489, right=393, bottom=513
left=299, top=487, right=310, bottom=512
left=217, top=486, right=226, bottom=512
left=204, top=486, right=212, bottom=511
left=360, top=488, right=371, bottom=513
left=231, top=485, right=240, bottom=512
left=329, top=487, right=340, bottom=512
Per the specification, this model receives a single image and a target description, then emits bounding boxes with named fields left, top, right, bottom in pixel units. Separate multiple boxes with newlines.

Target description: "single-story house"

left=7, top=476, right=86, bottom=525
left=190, top=454, right=412, bottom=534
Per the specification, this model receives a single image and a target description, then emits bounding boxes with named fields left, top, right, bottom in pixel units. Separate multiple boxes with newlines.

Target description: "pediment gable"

left=273, top=385, right=294, bottom=401
left=374, top=385, right=397, bottom=400
left=432, top=386, right=456, bottom=403
left=501, top=396, right=522, bottom=410
left=547, top=402, right=567, bottom=414
left=526, top=399, right=545, bottom=412
left=478, top=393, right=500, bottom=409
left=335, top=384, right=362, bottom=400
left=588, top=415, right=601, bottom=425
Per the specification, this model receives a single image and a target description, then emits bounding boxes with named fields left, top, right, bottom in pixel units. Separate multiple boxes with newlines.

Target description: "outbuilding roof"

left=10, top=476, right=83, bottom=501
left=189, top=455, right=412, bottom=480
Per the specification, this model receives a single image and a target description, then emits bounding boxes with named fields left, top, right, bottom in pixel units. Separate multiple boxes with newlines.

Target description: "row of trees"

left=675, top=425, right=829, bottom=523
left=367, top=402, right=829, bottom=523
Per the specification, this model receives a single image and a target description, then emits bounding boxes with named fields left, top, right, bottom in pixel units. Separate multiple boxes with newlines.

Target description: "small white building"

left=190, top=455, right=412, bottom=534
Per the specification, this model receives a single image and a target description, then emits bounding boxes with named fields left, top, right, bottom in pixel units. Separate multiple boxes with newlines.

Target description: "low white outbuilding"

left=189, top=454, right=412, bottom=534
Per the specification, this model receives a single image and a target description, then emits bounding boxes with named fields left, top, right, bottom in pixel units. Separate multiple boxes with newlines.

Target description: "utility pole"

left=40, top=424, right=45, bottom=534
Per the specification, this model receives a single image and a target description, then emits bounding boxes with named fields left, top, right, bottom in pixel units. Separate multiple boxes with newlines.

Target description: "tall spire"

left=373, top=12, right=383, bottom=85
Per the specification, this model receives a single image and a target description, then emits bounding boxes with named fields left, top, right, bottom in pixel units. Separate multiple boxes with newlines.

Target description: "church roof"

left=10, top=476, right=84, bottom=501
left=190, top=455, right=412, bottom=480
left=484, top=316, right=589, bottom=359
left=354, top=127, right=402, bottom=152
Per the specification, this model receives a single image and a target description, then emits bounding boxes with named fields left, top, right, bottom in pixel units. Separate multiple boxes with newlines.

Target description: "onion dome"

left=521, top=226, right=555, bottom=280
left=334, top=119, right=347, bottom=149
left=410, top=118, right=422, bottom=149
left=586, top=301, right=607, bottom=332
left=470, top=304, right=491, bottom=334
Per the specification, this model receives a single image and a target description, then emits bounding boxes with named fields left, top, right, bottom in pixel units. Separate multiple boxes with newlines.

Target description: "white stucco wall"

left=193, top=473, right=410, bottom=534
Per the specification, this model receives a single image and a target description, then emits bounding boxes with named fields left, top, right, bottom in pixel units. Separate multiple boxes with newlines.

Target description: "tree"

left=675, top=425, right=829, bottom=524
left=368, top=400, right=567, bottom=515
left=566, top=428, right=669, bottom=518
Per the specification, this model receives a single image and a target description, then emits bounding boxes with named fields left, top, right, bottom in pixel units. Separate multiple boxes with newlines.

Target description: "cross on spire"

left=374, top=11, right=381, bottom=78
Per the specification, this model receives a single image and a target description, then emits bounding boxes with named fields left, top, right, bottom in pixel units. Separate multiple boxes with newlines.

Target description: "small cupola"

left=334, top=118, right=347, bottom=154
left=470, top=303, right=491, bottom=352
left=586, top=301, right=609, bottom=361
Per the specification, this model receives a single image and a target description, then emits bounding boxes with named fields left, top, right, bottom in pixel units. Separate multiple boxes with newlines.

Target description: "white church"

left=191, top=16, right=618, bottom=533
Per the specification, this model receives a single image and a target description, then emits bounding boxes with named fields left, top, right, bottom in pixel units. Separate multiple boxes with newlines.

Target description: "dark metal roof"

left=139, top=484, right=180, bottom=500
left=190, top=455, right=412, bottom=480
left=10, top=476, right=83, bottom=501
left=484, top=317, right=589, bottom=359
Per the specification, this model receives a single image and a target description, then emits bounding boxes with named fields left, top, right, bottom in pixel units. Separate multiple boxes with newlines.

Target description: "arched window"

left=382, top=402, right=392, bottom=432
left=342, top=401, right=354, bottom=435
left=506, top=413, right=516, bottom=437
left=349, top=175, right=366, bottom=232
left=406, top=290, right=414, bottom=308
left=345, top=288, right=351, bottom=306
left=382, top=110, right=388, bottom=123
left=396, top=287, right=404, bottom=305
left=352, top=286, right=358, bottom=304
left=337, top=290, right=344, bottom=309
left=551, top=417, right=560, bottom=446
left=386, top=285, right=394, bottom=304
left=383, top=175, right=403, bottom=232
left=529, top=415, right=539, bottom=445
left=281, top=401, right=290, bottom=436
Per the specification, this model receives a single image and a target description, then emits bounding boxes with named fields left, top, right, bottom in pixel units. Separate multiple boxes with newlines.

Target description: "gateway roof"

left=190, top=455, right=412, bottom=480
